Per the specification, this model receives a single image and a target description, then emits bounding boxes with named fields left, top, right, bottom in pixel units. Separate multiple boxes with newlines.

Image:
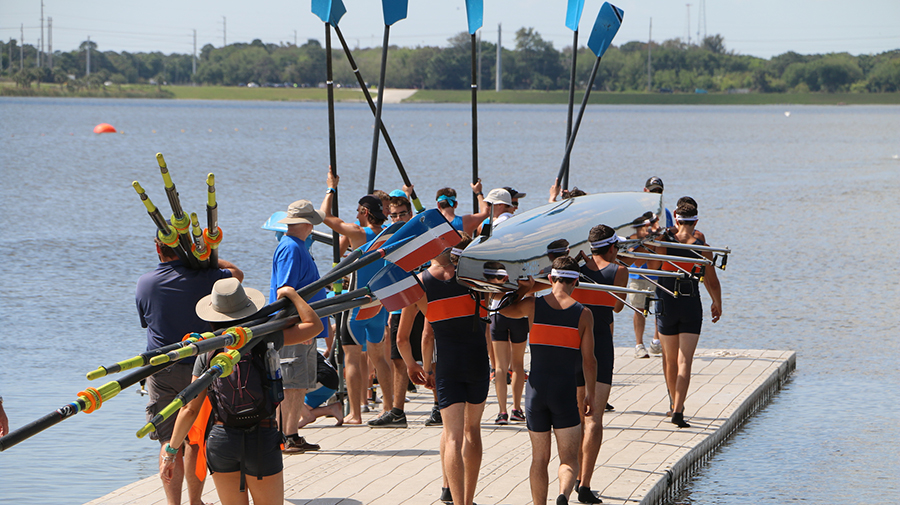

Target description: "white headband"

left=451, top=248, right=464, bottom=256
left=590, top=235, right=619, bottom=249
left=632, top=219, right=650, bottom=229
left=675, top=214, right=698, bottom=222
left=546, top=247, right=570, bottom=254
left=483, top=268, right=508, bottom=277
left=550, top=269, right=580, bottom=279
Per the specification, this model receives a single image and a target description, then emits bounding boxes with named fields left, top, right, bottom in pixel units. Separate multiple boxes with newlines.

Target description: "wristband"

left=164, top=443, right=179, bottom=455
left=474, top=192, right=483, bottom=197
left=326, top=187, right=336, bottom=194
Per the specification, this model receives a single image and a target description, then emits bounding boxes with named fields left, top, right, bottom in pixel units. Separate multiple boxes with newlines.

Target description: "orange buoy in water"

left=93, top=123, right=117, bottom=134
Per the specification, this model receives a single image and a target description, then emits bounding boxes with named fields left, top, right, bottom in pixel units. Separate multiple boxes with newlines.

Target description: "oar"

left=132, top=181, right=192, bottom=265
left=333, top=23, right=424, bottom=213
left=562, top=0, right=586, bottom=190
left=156, top=154, right=201, bottom=269
left=554, top=2, right=624, bottom=185
left=189, top=213, right=211, bottom=269
left=465, top=0, right=483, bottom=212
left=205, top=174, right=221, bottom=268
left=367, top=0, right=409, bottom=194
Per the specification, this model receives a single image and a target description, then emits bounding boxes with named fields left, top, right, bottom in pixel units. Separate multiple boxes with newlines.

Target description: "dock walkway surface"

left=87, top=348, right=794, bottom=505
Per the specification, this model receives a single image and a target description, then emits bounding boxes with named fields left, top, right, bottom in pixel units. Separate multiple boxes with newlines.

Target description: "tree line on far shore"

left=3, top=30, right=899, bottom=93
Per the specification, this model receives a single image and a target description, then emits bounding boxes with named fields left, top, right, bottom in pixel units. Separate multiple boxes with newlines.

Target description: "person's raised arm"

left=549, top=177, right=561, bottom=203
left=277, top=286, right=325, bottom=345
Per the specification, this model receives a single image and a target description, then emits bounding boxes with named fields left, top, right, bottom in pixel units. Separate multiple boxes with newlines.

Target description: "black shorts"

left=656, top=295, right=703, bottom=335
left=490, top=313, right=529, bottom=344
left=525, top=378, right=581, bottom=432
left=389, top=311, right=424, bottom=361
left=205, top=424, right=283, bottom=477
left=435, top=377, right=490, bottom=410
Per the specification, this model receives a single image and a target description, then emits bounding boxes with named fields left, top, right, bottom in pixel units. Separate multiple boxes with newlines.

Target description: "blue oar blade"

left=586, top=2, right=624, bottom=58
left=465, top=0, right=484, bottom=34
left=565, top=0, right=586, bottom=31
left=369, top=263, right=424, bottom=312
left=311, top=0, right=346, bottom=25
left=382, top=0, right=409, bottom=26
left=382, top=209, right=461, bottom=271
left=261, top=211, right=287, bottom=232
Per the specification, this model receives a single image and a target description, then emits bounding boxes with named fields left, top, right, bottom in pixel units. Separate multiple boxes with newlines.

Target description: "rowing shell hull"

left=456, top=191, right=662, bottom=292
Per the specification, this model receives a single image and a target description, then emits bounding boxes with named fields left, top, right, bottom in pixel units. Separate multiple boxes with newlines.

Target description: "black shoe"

left=368, top=410, right=408, bottom=428
left=440, top=486, right=453, bottom=503
left=577, top=486, right=602, bottom=504
left=510, top=408, right=526, bottom=422
left=425, top=405, right=442, bottom=426
left=557, top=493, right=569, bottom=505
left=605, top=403, right=614, bottom=412
left=672, top=412, right=691, bottom=428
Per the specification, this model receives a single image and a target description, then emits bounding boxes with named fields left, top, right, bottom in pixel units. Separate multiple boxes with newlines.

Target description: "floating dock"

left=86, top=348, right=795, bottom=505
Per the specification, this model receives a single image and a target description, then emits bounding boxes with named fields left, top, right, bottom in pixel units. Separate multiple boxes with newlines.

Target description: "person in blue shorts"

left=500, top=256, right=596, bottom=505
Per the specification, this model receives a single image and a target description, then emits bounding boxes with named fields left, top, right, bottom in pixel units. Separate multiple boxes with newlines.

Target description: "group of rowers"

left=143, top=172, right=722, bottom=505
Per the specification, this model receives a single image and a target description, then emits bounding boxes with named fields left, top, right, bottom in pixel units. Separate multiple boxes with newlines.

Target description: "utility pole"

left=647, top=18, right=652, bottom=92
left=86, top=35, right=90, bottom=76
left=20, top=24, right=23, bottom=70
left=36, top=38, right=40, bottom=67
left=192, top=29, right=197, bottom=78
left=697, top=0, right=707, bottom=43
left=685, top=4, right=691, bottom=45
left=495, top=23, right=502, bottom=92
left=294, top=30, right=297, bottom=46
left=48, top=17, right=52, bottom=68
left=40, top=0, right=44, bottom=67
left=222, top=16, right=227, bottom=47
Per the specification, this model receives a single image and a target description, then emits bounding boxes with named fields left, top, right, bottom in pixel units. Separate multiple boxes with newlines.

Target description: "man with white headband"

left=500, top=255, right=596, bottom=505
left=569, top=224, right=629, bottom=503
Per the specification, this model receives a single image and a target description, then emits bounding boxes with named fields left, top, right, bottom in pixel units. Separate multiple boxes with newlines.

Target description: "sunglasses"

left=389, top=211, right=409, bottom=219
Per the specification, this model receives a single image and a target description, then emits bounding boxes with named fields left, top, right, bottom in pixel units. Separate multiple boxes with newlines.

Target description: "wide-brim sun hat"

left=196, top=277, right=267, bottom=322
left=278, top=199, right=325, bottom=225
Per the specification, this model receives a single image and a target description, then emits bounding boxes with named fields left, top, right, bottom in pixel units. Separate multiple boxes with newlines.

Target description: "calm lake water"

left=0, top=97, right=897, bottom=504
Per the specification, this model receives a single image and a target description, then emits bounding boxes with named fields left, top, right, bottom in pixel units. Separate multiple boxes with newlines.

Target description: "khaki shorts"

left=626, top=277, right=654, bottom=309
left=145, top=362, right=195, bottom=442
left=281, top=341, right=317, bottom=390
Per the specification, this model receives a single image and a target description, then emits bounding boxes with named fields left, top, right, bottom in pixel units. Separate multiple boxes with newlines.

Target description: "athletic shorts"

left=341, top=306, right=388, bottom=351
left=281, top=342, right=317, bottom=390
left=490, top=313, right=529, bottom=343
left=305, top=385, right=336, bottom=409
left=656, top=295, right=703, bottom=336
left=390, top=311, right=424, bottom=361
left=205, top=423, right=283, bottom=477
left=525, top=379, right=580, bottom=432
left=435, top=377, right=490, bottom=410
left=626, top=277, right=654, bottom=309
left=145, top=362, right=194, bottom=442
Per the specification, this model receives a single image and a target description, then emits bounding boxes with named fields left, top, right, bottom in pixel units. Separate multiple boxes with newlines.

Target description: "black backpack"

left=207, top=340, right=279, bottom=430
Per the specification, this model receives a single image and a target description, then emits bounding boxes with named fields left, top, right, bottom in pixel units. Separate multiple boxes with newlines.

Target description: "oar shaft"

left=644, top=240, right=731, bottom=254
left=555, top=56, right=601, bottom=184
left=333, top=24, right=423, bottom=212
left=324, top=23, right=342, bottom=273
left=133, top=181, right=193, bottom=265
left=563, top=29, right=578, bottom=191
left=470, top=32, right=479, bottom=214
left=157, top=154, right=200, bottom=270
left=206, top=174, right=219, bottom=268
left=368, top=24, right=391, bottom=194
left=618, top=250, right=713, bottom=266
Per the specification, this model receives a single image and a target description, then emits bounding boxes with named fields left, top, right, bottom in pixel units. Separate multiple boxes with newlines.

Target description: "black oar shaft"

left=470, top=33, right=479, bottom=213
left=206, top=174, right=219, bottom=268
left=555, top=56, right=601, bottom=184
left=157, top=155, right=200, bottom=270
left=324, top=22, right=342, bottom=274
left=333, top=24, right=422, bottom=211
left=368, top=24, right=391, bottom=194
left=563, top=29, right=579, bottom=191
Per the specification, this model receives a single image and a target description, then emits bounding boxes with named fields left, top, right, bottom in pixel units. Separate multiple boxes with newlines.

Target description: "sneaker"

left=577, top=486, right=602, bottom=504
left=495, top=412, right=509, bottom=425
left=510, top=409, right=526, bottom=422
left=368, top=410, right=408, bottom=428
left=425, top=405, right=443, bottom=426
left=440, top=487, right=453, bottom=503
left=635, top=344, right=649, bottom=359
left=361, top=404, right=370, bottom=413
left=649, top=340, right=662, bottom=354
left=283, top=434, right=320, bottom=454
left=506, top=369, right=512, bottom=384
left=605, top=403, right=614, bottom=412
left=489, top=368, right=496, bottom=383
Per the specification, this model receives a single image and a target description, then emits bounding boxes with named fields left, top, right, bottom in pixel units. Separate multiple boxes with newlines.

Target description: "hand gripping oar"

left=156, top=153, right=201, bottom=270
left=205, top=174, right=222, bottom=269
left=332, top=24, right=424, bottom=213
left=133, top=181, right=193, bottom=265
left=554, top=2, right=624, bottom=186
left=562, top=0, right=586, bottom=190
left=0, top=361, right=170, bottom=451
left=465, top=0, right=483, bottom=212
left=367, top=0, right=409, bottom=194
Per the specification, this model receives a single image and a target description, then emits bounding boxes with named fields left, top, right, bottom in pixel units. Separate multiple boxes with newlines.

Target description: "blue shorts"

left=490, top=313, right=529, bottom=344
left=525, top=378, right=581, bottom=432
left=435, top=377, right=490, bottom=410
left=342, top=306, right=388, bottom=351
left=305, top=386, right=336, bottom=409
left=205, top=423, right=283, bottom=477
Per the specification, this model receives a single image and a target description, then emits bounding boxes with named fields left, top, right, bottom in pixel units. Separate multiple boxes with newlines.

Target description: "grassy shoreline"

left=3, top=83, right=899, bottom=105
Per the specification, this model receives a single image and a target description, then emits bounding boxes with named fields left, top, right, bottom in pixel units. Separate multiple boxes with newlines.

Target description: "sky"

left=1, top=0, right=898, bottom=60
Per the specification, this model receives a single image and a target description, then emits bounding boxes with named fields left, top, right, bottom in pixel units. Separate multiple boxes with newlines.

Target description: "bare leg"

left=659, top=333, right=679, bottom=412
left=278, top=388, right=306, bottom=438
left=633, top=311, right=646, bottom=347
left=183, top=442, right=205, bottom=505
left=529, top=430, right=552, bottom=505
left=492, top=341, right=511, bottom=416
left=299, top=402, right=344, bottom=428
left=159, top=443, right=184, bottom=505
left=578, top=382, right=611, bottom=488
left=509, top=341, right=527, bottom=412
left=392, top=358, right=408, bottom=412
left=555, top=424, right=583, bottom=500
left=462, top=401, right=486, bottom=505
left=209, top=472, right=250, bottom=505
left=672, top=333, right=700, bottom=413
left=367, top=340, right=394, bottom=412
left=211, top=470, right=285, bottom=505
left=441, top=403, right=467, bottom=505
left=342, top=345, right=363, bottom=424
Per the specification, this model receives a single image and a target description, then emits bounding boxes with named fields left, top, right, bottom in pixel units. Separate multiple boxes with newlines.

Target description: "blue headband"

left=437, top=195, right=457, bottom=205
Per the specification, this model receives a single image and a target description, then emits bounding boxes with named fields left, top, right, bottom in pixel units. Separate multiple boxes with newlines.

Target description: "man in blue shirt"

left=271, top=199, right=329, bottom=452
left=136, top=237, right=242, bottom=505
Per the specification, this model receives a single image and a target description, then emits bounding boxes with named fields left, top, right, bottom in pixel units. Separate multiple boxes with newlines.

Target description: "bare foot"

left=343, top=414, right=362, bottom=425
left=297, top=415, right=315, bottom=429
left=327, top=403, right=344, bottom=426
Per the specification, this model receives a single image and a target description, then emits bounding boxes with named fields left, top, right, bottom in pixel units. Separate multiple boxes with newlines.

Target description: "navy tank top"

left=529, top=296, right=584, bottom=388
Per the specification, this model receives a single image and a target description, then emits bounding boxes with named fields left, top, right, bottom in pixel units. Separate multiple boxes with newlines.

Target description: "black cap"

left=503, top=186, right=526, bottom=199
left=645, top=176, right=664, bottom=193
left=358, top=195, right=387, bottom=221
